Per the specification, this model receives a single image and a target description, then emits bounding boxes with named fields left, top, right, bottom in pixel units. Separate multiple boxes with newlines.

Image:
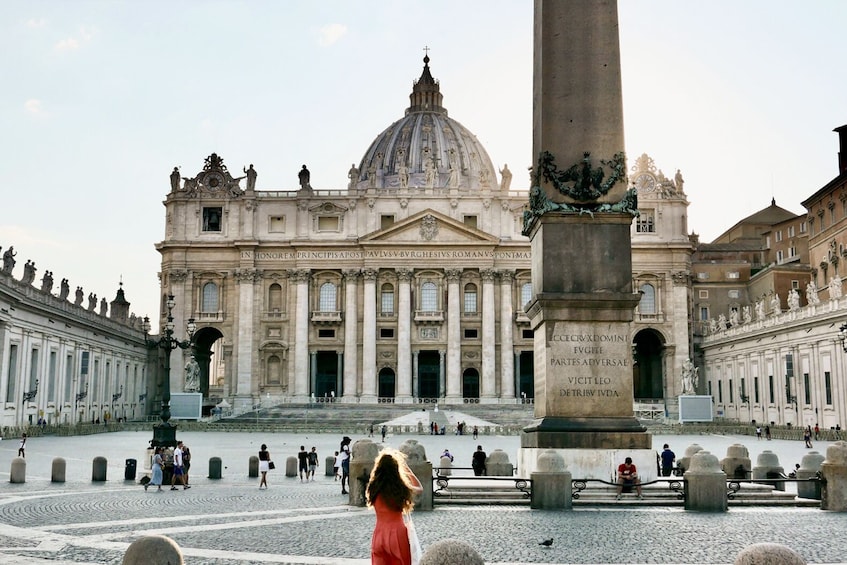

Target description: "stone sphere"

left=825, top=441, right=847, bottom=465
left=536, top=450, right=566, bottom=473
left=420, top=538, right=485, bottom=565
left=799, top=451, right=825, bottom=472
left=123, top=535, right=184, bottom=565
left=400, top=439, right=427, bottom=463
left=734, top=542, right=805, bottom=565
left=684, top=443, right=704, bottom=457
left=688, top=451, right=721, bottom=473
left=755, top=450, right=781, bottom=467
left=726, top=444, right=749, bottom=458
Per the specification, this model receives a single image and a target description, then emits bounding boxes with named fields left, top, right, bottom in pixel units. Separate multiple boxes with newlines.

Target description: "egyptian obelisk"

left=519, top=0, right=652, bottom=479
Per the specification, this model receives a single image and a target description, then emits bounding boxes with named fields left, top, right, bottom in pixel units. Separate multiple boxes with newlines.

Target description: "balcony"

left=197, top=311, right=225, bottom=322
left=414, top=310, right=444, bottom=324
left=311, top=311, right=342, bottom=325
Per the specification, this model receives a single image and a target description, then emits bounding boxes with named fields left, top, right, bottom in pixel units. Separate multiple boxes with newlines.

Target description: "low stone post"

left=677, top=443, right=703, bottom=475
left=531, top=450, right=572, bottom=510
left=438, top=456, right=452, bottom=476
left=684, top=451, right=727, bottom=512
left=752, top=450, right=785, bottom=491
left=208, top=457, right=222, bottom=480
left=401, top=439, right=432, bottom=511
left=248, top=455, right=258, bottom=478
left=52, top=457, right=66, bottom=483
left=123, top=534, right=184, bottom=565
left=796, top=451, right=825, bottom=500
left=734, top=542, right=805, bottom=565
left=720, top=444, right=751, bottom=479
left=325, top=455, right=335, bottom=477
left=486, top=449, right=514, bottom=476
left=420, top=539, right=484, bottom=565
left=285, top=456, right=297, bottom=477
left=92, top=456, right=108, bottom=482
left=10, top=457, right=26, bottom=483
left=349, top=439, right=381, bottom=507
left=821, top=441, right=847, bottom=511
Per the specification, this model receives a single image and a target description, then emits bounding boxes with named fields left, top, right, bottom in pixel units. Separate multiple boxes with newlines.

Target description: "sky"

left=1, top=1, right=845, bottom=324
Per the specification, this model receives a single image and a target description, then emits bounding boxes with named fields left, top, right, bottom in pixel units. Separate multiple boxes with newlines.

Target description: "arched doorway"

left=417, top=350, right=440, bottom=399
left=632, top=329, right=665, bottom=400
left=462, top=368, right=480, bottom=399
left=378, top=368, right=396, bottom=398
left=192, top=326, right=224, bottom=400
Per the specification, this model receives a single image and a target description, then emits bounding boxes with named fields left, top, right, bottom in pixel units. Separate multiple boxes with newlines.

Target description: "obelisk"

left=519, top=0, right=652, bottom=479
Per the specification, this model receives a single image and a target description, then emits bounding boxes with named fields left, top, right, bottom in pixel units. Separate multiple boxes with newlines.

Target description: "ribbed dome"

left=354, top=56, right=498, bottom=192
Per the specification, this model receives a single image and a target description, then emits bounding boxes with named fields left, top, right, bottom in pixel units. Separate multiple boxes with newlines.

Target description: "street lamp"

left=142, top=294, right=196, bottom=447
left=840, top=322, right=847, bottom=352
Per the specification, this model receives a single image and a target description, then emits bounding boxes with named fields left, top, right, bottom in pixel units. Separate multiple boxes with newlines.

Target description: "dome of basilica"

left=353, top=56, right=499, bottom=192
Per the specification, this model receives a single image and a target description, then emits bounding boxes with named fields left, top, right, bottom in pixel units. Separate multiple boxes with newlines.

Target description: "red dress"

left=371, top=495, right=411, bottom=565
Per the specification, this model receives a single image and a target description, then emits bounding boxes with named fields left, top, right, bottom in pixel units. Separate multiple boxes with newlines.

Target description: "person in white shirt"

left=170, top=441, right=190, bottom=490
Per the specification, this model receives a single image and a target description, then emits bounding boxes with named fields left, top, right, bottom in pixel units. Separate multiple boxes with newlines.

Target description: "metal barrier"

left=726, top=473, right=823, bottom=500
left=431, top=467, right=531, bottom=501
left=570, top=478, right=685, bottom=500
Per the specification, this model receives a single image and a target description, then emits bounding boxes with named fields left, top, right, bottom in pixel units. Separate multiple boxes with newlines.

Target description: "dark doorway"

left=519, top=350, right=535, bottom=399
left=633, top=329, right=664, bottom=400
left=378, top=368, right=396, bottom=398
left=462, top=368, right=480, bottom=398
left=192, top=326, right=224, bottom=399
left=315, top=351, right=338, bottom=398
left=418, top=350, right=440, bottom=399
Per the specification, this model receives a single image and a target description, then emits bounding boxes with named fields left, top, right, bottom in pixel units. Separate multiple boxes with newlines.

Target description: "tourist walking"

left=765, top=425, right=772, bottom=440
left=472, top=445, right=487, bottom=476
left=340, top=436, right=351, bottom=495
left=258, top=443, right=271, bottom=489
left=17, top=433, right=26, bottom=458
left=366, top=448, right=423, bottom=565
left=381, top=425, right=387, bottom=442
left=307, top=446, right=319, bottom=481
left=182, top=443, right=191, bottom=486
left=804, top=426, right=813, bottom=448
left=146, top=447, right=164, bottom=492
left=660, top=443, right=676, bottom=476
left=170, top=441, right=190, bottom=490
left=298, top=446, right=309, bottom=482
left=472, top=426, right=479, bottom=440
left=814, top=424, right=820, bottom=440
left=756, top=426, right=762, bottom=440
left=333, top=451, right=340, bottom=480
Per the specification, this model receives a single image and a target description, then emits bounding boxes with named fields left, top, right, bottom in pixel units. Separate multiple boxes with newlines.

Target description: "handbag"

left=404, top=512, right=422, bottom=565
left=268, top=461, right=276, bottom=470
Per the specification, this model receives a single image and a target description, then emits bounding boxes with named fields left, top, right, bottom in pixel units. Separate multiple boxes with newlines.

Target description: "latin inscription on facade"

left=241, top=250, right=530, bottom=260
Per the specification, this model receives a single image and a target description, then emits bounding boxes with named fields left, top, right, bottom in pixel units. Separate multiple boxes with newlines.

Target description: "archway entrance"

left=192, top=326, right=224, bottom=400
left=378, top=368, right=396, bottom=398
left=417, top=350, right=440, bottom=399
left=632, top=329, right=664, bottom=400
left=519, top=350, right=535, bottom=399
left=315, top=351, right=338, bottom=398
left=462, top=368, right=480, bottom=399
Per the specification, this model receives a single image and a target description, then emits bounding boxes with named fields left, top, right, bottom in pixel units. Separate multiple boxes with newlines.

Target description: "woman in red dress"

left=366, top=449, right=423, bottom=565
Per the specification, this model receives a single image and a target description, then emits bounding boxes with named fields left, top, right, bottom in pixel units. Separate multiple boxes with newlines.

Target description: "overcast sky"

left=1, top=1, right=844, bottom=323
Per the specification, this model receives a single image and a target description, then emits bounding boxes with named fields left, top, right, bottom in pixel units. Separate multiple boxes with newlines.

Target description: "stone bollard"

left=796, top=451, right=825, bottom=500
left=677, top=443, right=703, bottom=475
left=752, top=450, right=785, bottom=491
left=349, top=439, right=381, bottom=507
left=401, top=439, right=432, bottom=511
left=248, top=455, right=259, bottom=478
left=123, top=534, right=184, bottom=565
left=486, top=449, right=514, bottom=476
left=720, top=444, right=751, bottom=479
left=52, top=457, right=66, bottom=483
left=734, top=542, right=805, bottom=565
left=325, top=455, right=336, bottom=477
left=208, top=457, right=222, bottom=480
left=531, top=450, right=572, bottom=510
left=684, top=451, right=727, bottom=512
left=285, top=456, right=297, bottom=477
left=821, top=441, right=847, bottom=511
left=420, top=539, right=484, bottom=565
left=10, top=457, right=26, bottom=484
left=438, top=456, right=452, bottom=476
left=92, top=456, right=108, bottom=482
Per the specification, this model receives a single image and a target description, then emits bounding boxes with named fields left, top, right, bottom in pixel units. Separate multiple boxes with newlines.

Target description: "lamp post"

left=142, top=294, right=196, bottom=448
left=840, top=322, right=847, bottom=352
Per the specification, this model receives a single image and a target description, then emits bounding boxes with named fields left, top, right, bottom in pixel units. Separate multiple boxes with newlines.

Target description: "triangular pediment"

left=360, top=209, right=499, bottom=245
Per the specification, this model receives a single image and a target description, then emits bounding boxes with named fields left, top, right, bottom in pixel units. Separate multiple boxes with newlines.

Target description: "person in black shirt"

left=298, top=446, right=309, bottom=482
left=472, top=445, right=487, bottom=476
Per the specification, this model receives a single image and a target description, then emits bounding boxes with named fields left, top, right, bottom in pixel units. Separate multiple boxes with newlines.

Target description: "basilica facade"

left=156, top=57, right=693, bottom=416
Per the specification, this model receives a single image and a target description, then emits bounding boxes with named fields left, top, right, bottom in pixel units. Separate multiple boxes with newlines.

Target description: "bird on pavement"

left=539, top=538, right=553, bottom=547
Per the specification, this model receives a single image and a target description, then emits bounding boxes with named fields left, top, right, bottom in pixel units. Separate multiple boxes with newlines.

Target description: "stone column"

left=439, top=350, right=446, bottom=399
left=234, top=269, right=258, bottom=407
left=343, top=270, right=359, bottom=400
left=684, top=451, right=728, bottom=512
left=481, top=269, right=497, bottom=399
left=309, top=351, right=317, bottom=396
left=291, top=270, right=311, bottom=398
left=500, top=271, right=516, bottom=399
left=445, top=269, right=461, bottom=401
left=412, top=350, right=419, bottom=398
left=361, top=269, right=378, bottom=401
left=397, top=268, right=413, bottom=400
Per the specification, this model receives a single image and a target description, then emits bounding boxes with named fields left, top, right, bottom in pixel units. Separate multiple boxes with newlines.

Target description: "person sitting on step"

left=616, top=457, right=643, bottom=500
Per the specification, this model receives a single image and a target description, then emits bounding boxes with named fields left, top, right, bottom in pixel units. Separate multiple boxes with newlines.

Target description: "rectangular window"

left=789, top=246, right=796, bottom=258
left=800, top=221, right=807, bottom=233
left=754, top=376, right=760, bottom=404
left=776, top=230, right=783, bottom=242
left=788, top=226, right=795, bottom=237
left=381, top=289, right=395, bottom=315
left=380, top=215, right=394, bottom=230
left=269, top=216, right=285, bottom=232
left=202, top=207, right=223, bottom=232
left=768, top=374, right=774, bottom=404
left=792, top=280, right=800, bottom=289
left=317, top=329, right=335, bottom=339
left=522, top=329, right=534, bottom=339
left=463, top=329, right=479, bottom=339
left=718, top=380, right=723, bottom=403
left=740, top=377, right=746, bottom=400
left=699, top=290, right=709, bottom=299
left=776, top=250, right=784, bottom=263
left=317, top=216, right=340, bottom=232
left=463, top=216, right=478, bottom=229
left=48, top=351, right=57, bottom=402
left=379, top=328, right=394, bottom=339
left=699, top=306, right=709, bottom=321
left=29, top=349, right=39, bottom=390
left=636, top=211, right=655, bottom=233
left=708, top=381, right=712, bottom=397
left=825, top=371, right=833, bottom=405
left=64, top=354, right=73, bottom=403
left=728, top=379, right=733, bottom=403
left=803, top=373, right=811, bottom=405
left=727, top=271, right=740, bottom=279
left=697, top=272, right=709, bottom=280
left=5, top=344, right=18, bottom=403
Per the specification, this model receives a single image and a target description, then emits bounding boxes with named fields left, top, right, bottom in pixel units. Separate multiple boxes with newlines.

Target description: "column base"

left=522, top=417, right=651, bottom=449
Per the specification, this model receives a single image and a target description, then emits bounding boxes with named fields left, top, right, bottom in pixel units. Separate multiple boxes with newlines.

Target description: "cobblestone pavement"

left=0, top=429, right=845, bottom=564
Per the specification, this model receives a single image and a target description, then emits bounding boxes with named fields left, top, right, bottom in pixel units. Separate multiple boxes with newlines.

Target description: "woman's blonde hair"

left=366, top=448, right=417, bottom=513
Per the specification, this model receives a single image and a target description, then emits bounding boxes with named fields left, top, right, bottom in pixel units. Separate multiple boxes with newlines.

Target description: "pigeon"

left=539, top=538, right=553, bottom=547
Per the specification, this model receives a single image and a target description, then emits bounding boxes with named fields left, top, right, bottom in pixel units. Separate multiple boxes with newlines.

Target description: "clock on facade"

left=204, top=171, right=225, bottom=191
left=634, top=173, right=657, bottom=192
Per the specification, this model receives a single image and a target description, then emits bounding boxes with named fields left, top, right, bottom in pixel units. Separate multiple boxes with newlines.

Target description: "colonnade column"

left=445, top=269, right=462, bottom=401
left=310, top=351, right=317, bottom=397
left=439, top=350, right=446, bottom=399
left=412, top=350, right=419, bottom=398
left=291, top=269, right=311, bottom=398
left=397, top=268, right=413, bottom=400
left=234, top=269, right=258, bottom=408
left=342, top=270, right=360, bottom=400
left=481, top=269, right=497, bottom=399
left=500, top=270, right=515, bottom=400
left=167, top=270, right=190, bottom=395
left=361, top=269, right=378, bottom=401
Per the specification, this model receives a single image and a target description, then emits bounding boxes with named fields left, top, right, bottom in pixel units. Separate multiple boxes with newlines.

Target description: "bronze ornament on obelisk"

left=521, top=0, right=651, bottom=456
